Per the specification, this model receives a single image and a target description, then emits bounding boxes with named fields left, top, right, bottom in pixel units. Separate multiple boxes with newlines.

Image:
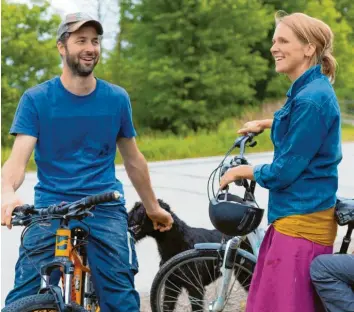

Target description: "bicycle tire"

left=2, top=293, right=87, bottom=312
left=150, top=248, right=255, bottom=312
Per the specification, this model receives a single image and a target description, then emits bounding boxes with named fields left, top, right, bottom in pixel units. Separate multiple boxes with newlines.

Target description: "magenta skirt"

left=246, top=225, right=333, bottom=312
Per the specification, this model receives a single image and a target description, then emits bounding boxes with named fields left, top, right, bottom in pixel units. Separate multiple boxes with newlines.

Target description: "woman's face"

left=270, top=22, right=314, bottom=81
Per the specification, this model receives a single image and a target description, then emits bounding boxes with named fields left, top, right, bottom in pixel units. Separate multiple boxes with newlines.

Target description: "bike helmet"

left=209, top=192, right=264, bottom=236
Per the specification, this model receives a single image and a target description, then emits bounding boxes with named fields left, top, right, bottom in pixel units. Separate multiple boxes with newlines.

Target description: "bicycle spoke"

left=193, top=260, right=205, bottom=290
left=169, top=269, right=202, bottom=296
left=154, top=251, right=254, bottom=312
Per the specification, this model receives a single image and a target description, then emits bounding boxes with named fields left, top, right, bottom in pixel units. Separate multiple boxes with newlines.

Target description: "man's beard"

left=64, top=46, right=99, bottom=77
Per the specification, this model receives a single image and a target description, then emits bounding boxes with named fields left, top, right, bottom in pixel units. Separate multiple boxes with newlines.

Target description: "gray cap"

left=57, top=12, right=103, bottom=41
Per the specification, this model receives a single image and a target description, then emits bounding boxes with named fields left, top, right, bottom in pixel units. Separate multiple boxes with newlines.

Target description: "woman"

left=220, top=12, right=342, bottom=312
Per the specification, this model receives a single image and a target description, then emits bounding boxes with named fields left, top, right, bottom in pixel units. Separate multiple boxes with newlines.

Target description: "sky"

left=10, top=0, right=120, bottom=50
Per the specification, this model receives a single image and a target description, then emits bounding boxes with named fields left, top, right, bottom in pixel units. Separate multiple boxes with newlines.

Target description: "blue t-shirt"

left=254, top=65, right=342, bottom=224
left=10, top=77, right=136, bottom=207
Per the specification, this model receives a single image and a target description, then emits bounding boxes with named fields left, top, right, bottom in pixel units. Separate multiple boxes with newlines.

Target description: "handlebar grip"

left=13, top=204, right=34, bottom=215
left=84, top=191, right=121, bottom=207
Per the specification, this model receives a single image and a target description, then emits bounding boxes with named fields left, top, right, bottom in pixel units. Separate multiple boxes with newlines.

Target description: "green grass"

left=342, top=123, right=354, bottom=141
left=2, top=121, right=354, bottom=172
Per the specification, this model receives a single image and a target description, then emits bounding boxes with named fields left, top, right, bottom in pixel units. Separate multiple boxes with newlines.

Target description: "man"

left=311, top=253, right=354, bottom=312
left=1, top=12, right=173, bottom=311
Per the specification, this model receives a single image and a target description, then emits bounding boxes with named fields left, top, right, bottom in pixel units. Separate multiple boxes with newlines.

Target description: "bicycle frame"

left=39, top=222, right=99, bottom=312
left=194, top=227, right=264, bottom=312
left=10, top=191, right=120, bottom=312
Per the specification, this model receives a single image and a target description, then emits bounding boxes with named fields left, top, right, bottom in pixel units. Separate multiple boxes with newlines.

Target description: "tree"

left=120, top=0, right=273, bottom=134
left=305, top=0, right=354, bottom=99
left=1, top=0, right=61, bottom=147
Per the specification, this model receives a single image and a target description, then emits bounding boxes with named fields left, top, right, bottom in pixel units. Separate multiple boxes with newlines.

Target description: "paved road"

left=1, top=143, right=354, bottom=308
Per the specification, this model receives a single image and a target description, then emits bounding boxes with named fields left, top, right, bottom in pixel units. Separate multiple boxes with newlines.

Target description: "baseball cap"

left=57, top=12, right=104, bottom=41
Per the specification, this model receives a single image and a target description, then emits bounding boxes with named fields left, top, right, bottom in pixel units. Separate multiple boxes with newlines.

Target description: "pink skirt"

left=246, top=225, right=333, bottom=312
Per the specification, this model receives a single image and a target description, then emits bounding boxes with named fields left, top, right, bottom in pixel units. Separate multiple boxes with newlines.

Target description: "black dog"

left=128, top=199, right=254, bottom=311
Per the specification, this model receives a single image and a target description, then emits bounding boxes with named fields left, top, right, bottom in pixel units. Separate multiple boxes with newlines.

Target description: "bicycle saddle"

left=335, top=197, right=354, bottom=226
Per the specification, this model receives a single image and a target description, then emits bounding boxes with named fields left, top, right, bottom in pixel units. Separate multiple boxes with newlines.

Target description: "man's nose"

left=84, top=42, right=96, bottom=53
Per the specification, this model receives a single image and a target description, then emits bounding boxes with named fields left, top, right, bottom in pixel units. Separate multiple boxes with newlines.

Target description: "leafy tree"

left=305, top=0, right=354, bottom=99
left=118, top=0, right=273, bottom=134
left=1, top=0, right=61, bottom=147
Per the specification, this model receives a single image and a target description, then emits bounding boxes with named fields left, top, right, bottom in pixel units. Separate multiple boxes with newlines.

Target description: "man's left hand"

left=147, top=205, right=174, bottom=232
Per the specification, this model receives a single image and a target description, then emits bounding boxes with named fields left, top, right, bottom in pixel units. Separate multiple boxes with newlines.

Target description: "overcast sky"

left=10, top=0, right=119, bottom=50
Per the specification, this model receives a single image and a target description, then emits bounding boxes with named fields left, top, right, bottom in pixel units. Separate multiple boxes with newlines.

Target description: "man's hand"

left=146, top=205, right=174, bottom=232
left=1, top=191, right=23, bottom=229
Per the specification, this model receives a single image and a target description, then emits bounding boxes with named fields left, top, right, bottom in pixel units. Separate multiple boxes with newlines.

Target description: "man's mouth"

left=81, top=57, right=95, bottom=62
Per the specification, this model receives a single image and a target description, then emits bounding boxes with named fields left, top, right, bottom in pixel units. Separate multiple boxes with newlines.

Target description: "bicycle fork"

left=209, top=236, right=242, bottom=312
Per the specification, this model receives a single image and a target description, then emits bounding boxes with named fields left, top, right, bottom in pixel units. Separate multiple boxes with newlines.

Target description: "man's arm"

left=1, top=134, right=37, bottom=228
left=117, top=137, right=173, bottom=231
left=117, top=137, right=158, bottom=212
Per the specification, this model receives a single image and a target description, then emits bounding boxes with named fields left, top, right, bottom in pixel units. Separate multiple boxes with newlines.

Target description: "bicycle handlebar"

left=220, top=132, right=262, bottom=187
left=12, top=191, right=121, bottom=226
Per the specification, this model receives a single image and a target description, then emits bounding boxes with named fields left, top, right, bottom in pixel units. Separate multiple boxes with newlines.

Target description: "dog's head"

left=128, top=199, right=172, bottom=241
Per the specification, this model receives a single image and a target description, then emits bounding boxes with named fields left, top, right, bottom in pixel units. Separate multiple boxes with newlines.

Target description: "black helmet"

left=209, top=192, right=264, bottom=236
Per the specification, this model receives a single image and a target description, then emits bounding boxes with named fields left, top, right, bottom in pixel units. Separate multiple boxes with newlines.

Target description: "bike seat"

left=335, top=197, right=354, bottom=226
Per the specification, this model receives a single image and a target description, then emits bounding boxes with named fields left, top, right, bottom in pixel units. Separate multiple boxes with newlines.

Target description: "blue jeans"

left=5, top=204, right=140, bottom=312
left=310, top=254, right=354, bottom=312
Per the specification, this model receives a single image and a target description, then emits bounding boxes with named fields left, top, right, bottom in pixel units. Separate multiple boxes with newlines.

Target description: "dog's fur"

left=128, top=199, right=254, bottom=311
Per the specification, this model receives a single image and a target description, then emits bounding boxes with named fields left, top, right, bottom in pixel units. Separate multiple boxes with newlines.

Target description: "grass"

left=341, top=123, right=354, bottom=141
left=2, top=122, right=354, bottom=173
left=2, top=102, right=354, bottom=172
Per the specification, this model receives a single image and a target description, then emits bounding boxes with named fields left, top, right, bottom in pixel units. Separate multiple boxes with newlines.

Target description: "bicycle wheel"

left=2, top=294, right=87, bottom=312
left=150, top=248, right=255, bottom=312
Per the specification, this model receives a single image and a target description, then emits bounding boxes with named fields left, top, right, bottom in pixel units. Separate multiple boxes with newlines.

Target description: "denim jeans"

left=310, top=254, right=354, bottom=312
left=5, top=204, right=140, bottom=312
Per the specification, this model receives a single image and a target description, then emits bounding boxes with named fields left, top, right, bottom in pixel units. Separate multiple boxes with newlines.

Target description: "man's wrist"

left=1, top=184, right=14, bottom=195
left=143, top=200, right=160, bottom=213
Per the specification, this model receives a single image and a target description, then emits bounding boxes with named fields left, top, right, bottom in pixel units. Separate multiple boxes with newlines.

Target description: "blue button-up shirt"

left=254, top=65, right=342, bottom=224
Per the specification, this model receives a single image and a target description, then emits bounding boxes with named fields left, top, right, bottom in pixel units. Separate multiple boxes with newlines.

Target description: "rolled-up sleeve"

left=253, top=99, right=328, bottom=191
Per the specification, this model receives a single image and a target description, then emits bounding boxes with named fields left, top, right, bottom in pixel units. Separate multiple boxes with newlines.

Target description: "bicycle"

left=149, top=133, right=354, bottom=312
left=2, top=191, right=121, bottom=312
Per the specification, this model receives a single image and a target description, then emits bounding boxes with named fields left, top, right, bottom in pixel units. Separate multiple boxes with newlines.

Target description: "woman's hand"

left=238, top=119, right=273, bottom=135
left=220, top=165, right=254, bottom=190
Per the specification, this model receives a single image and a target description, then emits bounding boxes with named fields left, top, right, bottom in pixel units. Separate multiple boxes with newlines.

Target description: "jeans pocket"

left=127, top=231, right=139, bottom=274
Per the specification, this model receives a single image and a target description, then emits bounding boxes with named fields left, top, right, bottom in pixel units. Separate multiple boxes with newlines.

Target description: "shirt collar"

left=286, top=65, right=323, bottom=98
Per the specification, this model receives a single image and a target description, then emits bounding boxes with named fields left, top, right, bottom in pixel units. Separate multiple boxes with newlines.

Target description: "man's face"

left=58, top=25, right=101, bottom=77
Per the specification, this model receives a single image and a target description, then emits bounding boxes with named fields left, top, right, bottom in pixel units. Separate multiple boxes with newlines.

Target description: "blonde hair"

left=275, top=11, right=337, bottom=83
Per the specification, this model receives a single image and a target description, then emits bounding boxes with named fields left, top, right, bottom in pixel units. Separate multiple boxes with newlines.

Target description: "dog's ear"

left=157, top=199, right=171, bottom=212
left=131, top=201, right=142, bottom=210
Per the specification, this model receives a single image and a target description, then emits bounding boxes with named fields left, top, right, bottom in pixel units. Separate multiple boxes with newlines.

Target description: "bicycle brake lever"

left=65, top=206, right=95, bottom=220
left=83, top=211, right=94, bottom=218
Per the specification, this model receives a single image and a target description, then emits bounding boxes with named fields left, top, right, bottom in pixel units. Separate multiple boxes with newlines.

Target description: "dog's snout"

left=129, top=225, right=141, bottom=236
